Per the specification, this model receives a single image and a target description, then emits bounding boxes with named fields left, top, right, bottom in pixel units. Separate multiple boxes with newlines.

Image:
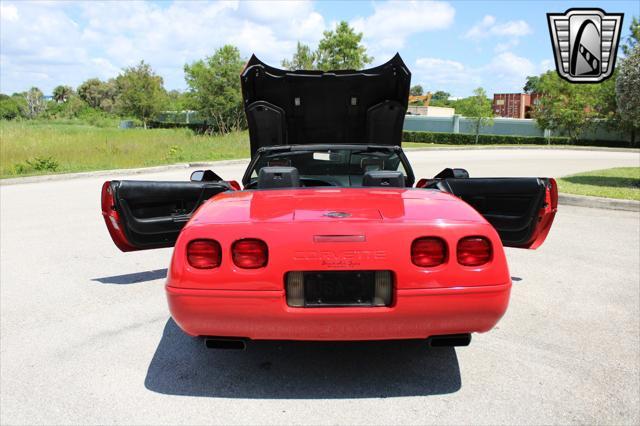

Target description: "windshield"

left=248, top=148, right=408, bottom=188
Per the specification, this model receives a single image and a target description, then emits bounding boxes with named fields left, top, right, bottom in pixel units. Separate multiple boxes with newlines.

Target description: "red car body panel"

left=164, top=188, right=513, bottom=340
left=100, top=55, right=559, bottom=344
left=100, top=181, right=137, bottom=252
left=526, top=178, right=558, bottom=250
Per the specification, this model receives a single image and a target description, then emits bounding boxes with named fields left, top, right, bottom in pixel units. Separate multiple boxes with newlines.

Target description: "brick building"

left=492, top=93, right=541, bottom=119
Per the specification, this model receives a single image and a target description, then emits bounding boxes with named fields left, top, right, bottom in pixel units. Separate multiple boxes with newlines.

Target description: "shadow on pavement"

left=92, top=268, right=167, bottom=285
left=145, top=319, right=462, bottom=399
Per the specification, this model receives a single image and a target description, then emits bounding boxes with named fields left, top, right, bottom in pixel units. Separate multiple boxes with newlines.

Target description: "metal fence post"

left=452, top=114, right=460, bottom=134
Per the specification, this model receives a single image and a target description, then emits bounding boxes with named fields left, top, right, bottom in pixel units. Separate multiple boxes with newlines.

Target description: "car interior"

left=245, top=148, right=411, bottom=189
left=109, top=180, right=230, bottom=248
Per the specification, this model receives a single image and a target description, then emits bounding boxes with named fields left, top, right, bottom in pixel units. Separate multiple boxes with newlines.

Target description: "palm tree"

left=52, top=85, right=73, bottom=103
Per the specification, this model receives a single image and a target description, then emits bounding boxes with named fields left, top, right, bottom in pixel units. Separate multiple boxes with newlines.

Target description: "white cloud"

left=413, top=57, right=481, bottom=92
left=464, top=15, right=532, bottom=40
left=0, top=0, right=327, bottom=94
left=413, top=51, right=538, bottom=96
left=540, top=59, right=554, bottom=72
left=464, top=15, right=496, bottom=39
left=351, top=1, right=455, bottom=54
left=0, top=3, right=19, bottom=21
left=494, top=39, right=520, bottom=53
left=482, top=51, right=536, bottom=84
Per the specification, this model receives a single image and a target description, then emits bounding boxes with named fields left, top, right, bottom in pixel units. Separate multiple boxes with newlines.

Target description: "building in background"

left=492, top=93, right=541, bottom=119
left=406, top=105, right=455, bottom=117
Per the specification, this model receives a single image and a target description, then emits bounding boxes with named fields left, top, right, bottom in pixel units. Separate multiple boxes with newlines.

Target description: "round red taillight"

left=187, top=239, right=221, bottom=269
left=457, top=237, right=492, bottom=266
left=232, top=239, right=268, bottom=269
left=411, top=237, right=447, bottom=267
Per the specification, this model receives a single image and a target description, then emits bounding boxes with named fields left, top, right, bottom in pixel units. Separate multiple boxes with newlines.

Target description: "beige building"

left=406, top=106, right=455, bottom=117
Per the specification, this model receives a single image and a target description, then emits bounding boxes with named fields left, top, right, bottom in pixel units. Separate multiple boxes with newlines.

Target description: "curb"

left=403, top=145, right=640, bottom=153
left=559, top=194, right=640, bottom=212
left=0, top=159, right=250, bottom=186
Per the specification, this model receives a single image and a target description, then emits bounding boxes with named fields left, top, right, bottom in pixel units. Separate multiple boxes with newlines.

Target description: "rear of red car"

left=165, top=188, right=512, bottom=342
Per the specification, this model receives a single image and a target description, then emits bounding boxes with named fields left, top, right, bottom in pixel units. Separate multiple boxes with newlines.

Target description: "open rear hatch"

left=241, top=54, right=411, bottom=157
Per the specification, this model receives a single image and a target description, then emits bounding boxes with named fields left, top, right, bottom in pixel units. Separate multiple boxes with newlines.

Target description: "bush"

left=402, top=131, right=637, bottom=148
left=14, top=156, right=60, bottom=174
left=0, top=98, right=20, bottom=120
left=41, top=96, right=119, bottom=127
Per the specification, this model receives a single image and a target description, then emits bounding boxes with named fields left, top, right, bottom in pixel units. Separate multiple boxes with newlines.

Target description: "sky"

left=1, top=0, right=638, bottom=97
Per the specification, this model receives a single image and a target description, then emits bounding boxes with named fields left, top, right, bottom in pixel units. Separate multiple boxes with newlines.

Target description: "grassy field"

left=557, top=167, right=640, bottom=201
left=0, top=120, right=250, bottom=178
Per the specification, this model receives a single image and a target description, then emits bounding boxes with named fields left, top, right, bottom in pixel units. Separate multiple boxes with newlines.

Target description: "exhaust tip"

left=428, top=333, right=472, bottom=347
left=204, top=337, right=247, bottom=350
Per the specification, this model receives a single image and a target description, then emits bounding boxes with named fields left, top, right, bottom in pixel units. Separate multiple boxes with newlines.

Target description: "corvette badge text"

left=294, top=250, right=387, bottom=267
left=547, top=8, right=623, bottom=83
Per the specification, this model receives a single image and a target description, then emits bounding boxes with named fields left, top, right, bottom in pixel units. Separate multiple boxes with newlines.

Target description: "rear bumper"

left=166, top=283, right=511, bottom=341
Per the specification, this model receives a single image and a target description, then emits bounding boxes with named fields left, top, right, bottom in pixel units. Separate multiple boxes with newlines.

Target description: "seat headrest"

left=362, top=170, right=405, bottom=188
left=257, top=167, right=300, bottom=189
left=361, top=158, right=383, bottom=172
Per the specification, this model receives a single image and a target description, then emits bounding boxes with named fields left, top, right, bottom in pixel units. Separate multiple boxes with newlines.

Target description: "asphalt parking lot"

left=1, top=148, right=639, bottom=425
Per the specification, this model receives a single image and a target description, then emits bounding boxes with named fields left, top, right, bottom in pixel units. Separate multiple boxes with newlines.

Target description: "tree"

left=24, top=87, right=46, bottom=118
left=592, top=69, right=620, bottom=128
left=533, top=71, right=599, bottom=141
left=282, top=42, right=316, bottom=70
left=457, top=88, right=493, bottom=143
left=616, top=46, right=640, bottom=144
left=315, top=21, right=372, bottom=71
left=0, top=94, right=21, bottom=119
left=622, top=16, right=639, bottom=56
left=114, top=61, right=167, bottom=128
left=523, top=75, right=541, bottom=93
left=431, top=90, right=450, bottom=101
left=184, top=45, right=246, bottom=134
left=409, top=85, right=424, bottom=96
left=166, top=90, right=194, bottom=111
left=52, top=85, right=73, bottom=103
left=77, top=78, right=117, bottom=111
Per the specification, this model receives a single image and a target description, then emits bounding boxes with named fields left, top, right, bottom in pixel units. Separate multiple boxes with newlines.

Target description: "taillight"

left=232, top=239, right=268, bottom=269
left=411, top=237, right=447, bottom=267
left=187, top=239, right=221, bottom=269
left=457, top=237, right=492, bottom=266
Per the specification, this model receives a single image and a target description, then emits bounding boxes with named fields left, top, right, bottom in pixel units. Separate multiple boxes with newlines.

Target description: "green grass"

left=557, top=167, right=640, bottom=201
left=0, top=120, right=250, bottom=178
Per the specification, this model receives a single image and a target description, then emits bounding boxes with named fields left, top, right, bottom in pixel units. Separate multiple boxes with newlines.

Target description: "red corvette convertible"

left=101, top=55, right=557, bottom=349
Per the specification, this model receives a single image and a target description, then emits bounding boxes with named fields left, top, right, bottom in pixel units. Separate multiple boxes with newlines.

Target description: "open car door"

left=101, top=180, right=230, bottom=251
left=425, top=176, right=558, bottom=249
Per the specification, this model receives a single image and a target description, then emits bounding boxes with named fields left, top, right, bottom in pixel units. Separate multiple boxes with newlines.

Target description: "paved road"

left=1, top=149, right=639, bottom=425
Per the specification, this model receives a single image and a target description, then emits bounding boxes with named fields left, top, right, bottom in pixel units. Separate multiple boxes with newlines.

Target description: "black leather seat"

left=257, top=167, right=301, bottom=189
left=362, top=170, right=405, bottom=188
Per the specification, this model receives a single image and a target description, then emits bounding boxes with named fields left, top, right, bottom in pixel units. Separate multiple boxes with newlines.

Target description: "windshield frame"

left=242, top=144, right=415, bottom=188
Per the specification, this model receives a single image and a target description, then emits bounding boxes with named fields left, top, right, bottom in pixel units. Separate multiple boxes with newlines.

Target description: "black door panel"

left=106, top=180, right=229, bottom=250
left=433, top=178, right=553, bottom=248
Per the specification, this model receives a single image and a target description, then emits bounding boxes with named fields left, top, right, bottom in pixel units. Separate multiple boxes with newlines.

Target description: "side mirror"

left=190, top=169, right=223, bottom=182
left=433, top=168, right=470, bottom=179
left=190, top=170, right=205, bottom=182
